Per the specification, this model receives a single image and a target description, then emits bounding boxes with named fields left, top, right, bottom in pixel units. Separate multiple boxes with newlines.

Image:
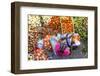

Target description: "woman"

left=50, top=32, right=71, bottom=57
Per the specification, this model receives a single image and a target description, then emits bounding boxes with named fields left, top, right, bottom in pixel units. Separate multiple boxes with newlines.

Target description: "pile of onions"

left=43, top=35, right=52, bottom=51
left=33, top=49, right=48, bottom=60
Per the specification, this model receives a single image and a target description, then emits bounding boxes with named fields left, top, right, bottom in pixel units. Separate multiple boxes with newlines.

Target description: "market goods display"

left=33, top=48, right=48, bottom=60
left=28, top=15, right=88, bottom=60
left=61, top=16, right=74, bottom=34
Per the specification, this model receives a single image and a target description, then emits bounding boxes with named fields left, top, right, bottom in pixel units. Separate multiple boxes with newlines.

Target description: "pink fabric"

left=55, top=42, right=71, bottom=56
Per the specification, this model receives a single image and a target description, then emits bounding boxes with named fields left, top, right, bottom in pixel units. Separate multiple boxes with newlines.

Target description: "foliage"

left=73, top=17, right=88, bottom=54
left=73, top=17, right=88, bottom=41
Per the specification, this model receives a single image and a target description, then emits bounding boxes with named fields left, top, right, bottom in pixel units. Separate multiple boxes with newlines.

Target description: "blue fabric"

left=50, top=37, right=57, bottom=55
left=66, top=34, right=71, bottom=47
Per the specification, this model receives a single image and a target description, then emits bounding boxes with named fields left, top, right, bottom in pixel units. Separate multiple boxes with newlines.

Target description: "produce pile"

left=61, top=16, right=73, bottom=33
left=73, top=17, right=88, bottom=54
left=28, top=15, right=88, bottom=60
